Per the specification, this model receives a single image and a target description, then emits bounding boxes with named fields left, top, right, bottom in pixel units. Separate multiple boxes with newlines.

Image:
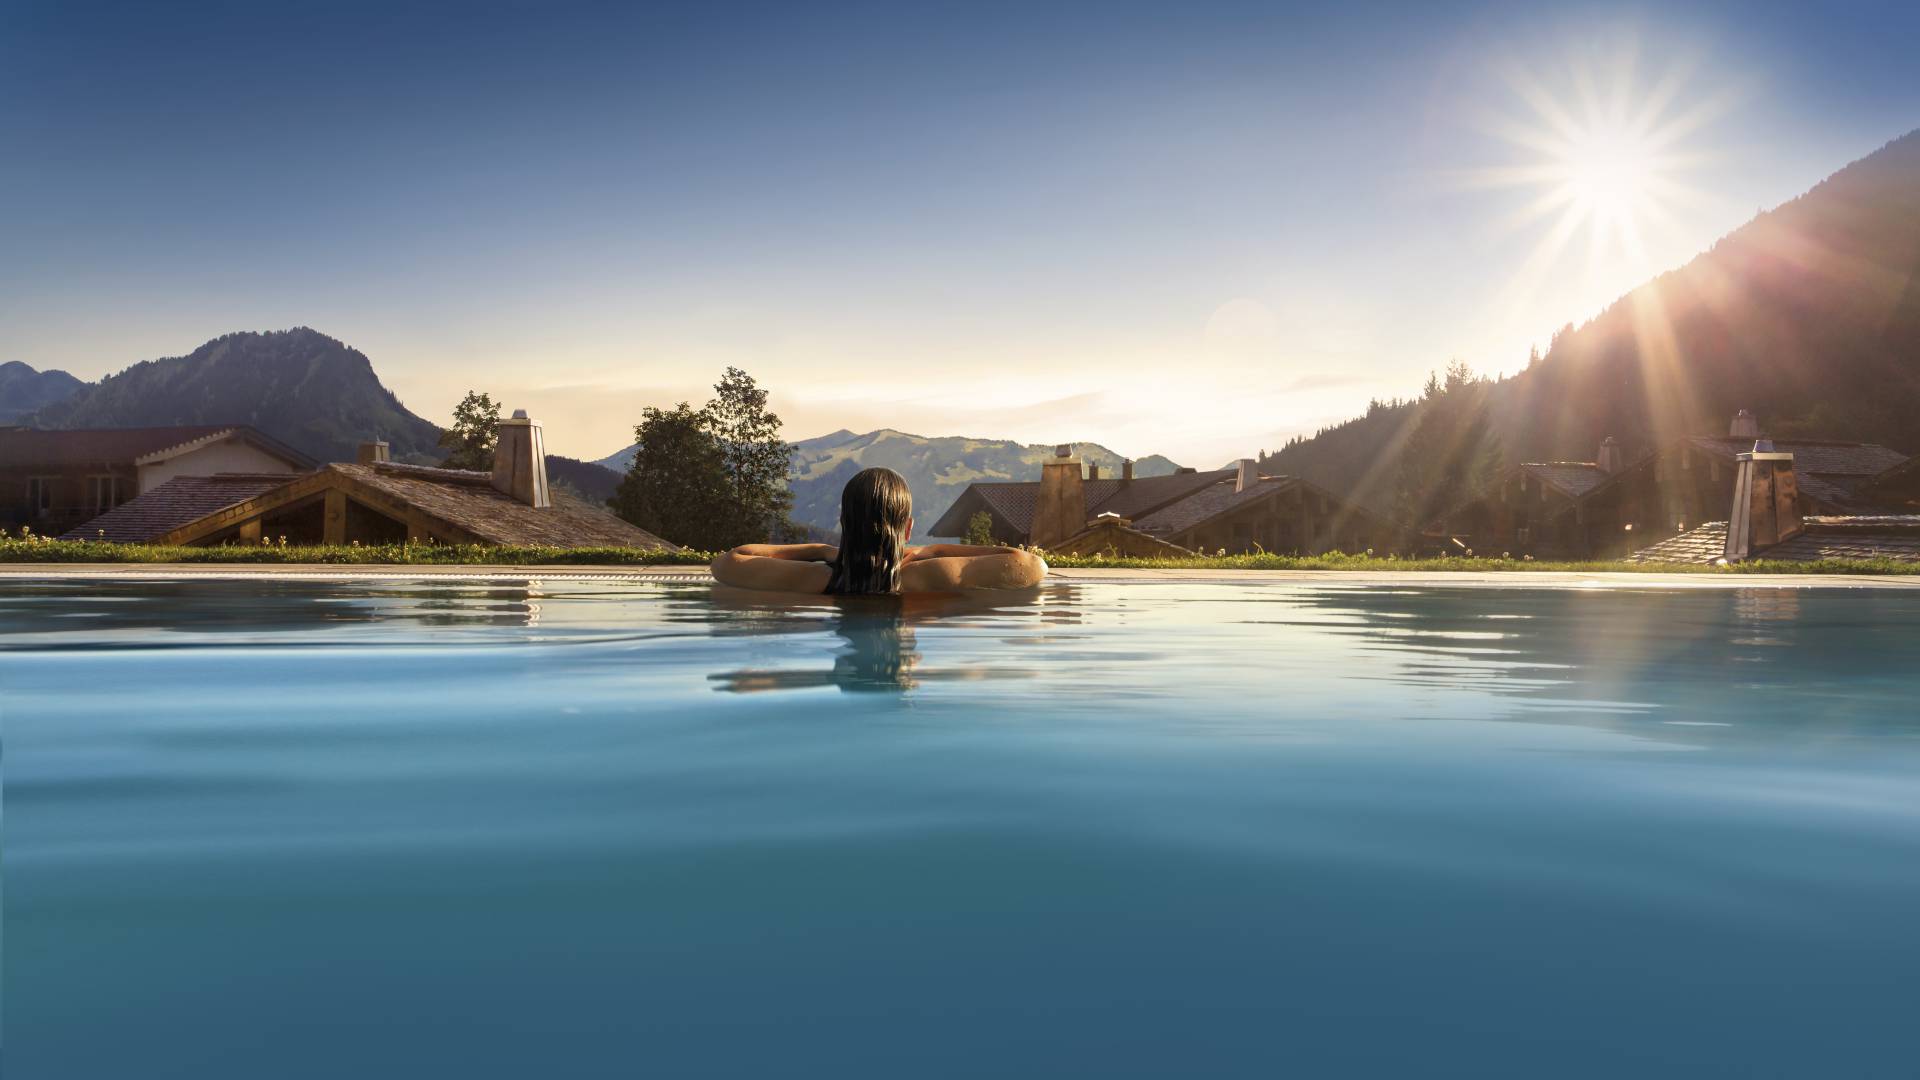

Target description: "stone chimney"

left=1236, top=458, right=1258, bottom=493
left=1729, top=409, right=1760, bottom=439
left=1723, top=440, right=1802, bottom=562
left=356, top=440, right=390, bottom=465
left=1122, top=459, right=1134, bottom=483
left=1030, top=444, right=1085, bottom=550
left=1596, top=436, right=1623, bottom=474
left=491, top=409, right=551, bottom=508
left=1087, top=463, right=1100, bottom=481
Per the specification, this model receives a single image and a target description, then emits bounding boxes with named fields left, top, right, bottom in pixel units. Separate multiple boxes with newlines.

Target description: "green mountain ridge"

left=23, top=328, right=445, bottom=464
left=1265, top=128, right=1920, bottom=517
left=0, top=361, right=86, bottom=423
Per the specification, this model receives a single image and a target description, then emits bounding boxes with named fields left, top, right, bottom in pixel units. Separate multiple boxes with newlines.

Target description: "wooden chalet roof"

left=1520, top=462, right=1613, bottom=499
left=155, top=462, right=678, bottom=550
left=0, top=425, right=316, bottom=469
left=331, top=463, right=676, bottom=548
left=928, top=468, right=1234, bottom=537
left=1685, top=436, right=1908, bottom=510
left=60, top=474, right=296, bottom=542
left=1130, top=474, right=1395, bottom=538
left=1131, top=476, right=1301, bottom=535
left=1632, top=517, right=1920, bottom=564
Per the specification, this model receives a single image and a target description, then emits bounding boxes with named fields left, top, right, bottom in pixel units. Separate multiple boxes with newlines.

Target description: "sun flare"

left=1457, top=44, right=1736, bottom=338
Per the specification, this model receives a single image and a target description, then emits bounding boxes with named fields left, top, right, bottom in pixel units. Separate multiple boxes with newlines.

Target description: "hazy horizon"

left=5, top=1, right=1917, bottom=463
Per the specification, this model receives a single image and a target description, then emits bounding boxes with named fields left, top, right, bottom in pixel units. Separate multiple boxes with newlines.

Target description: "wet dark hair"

left=826, top=467, right=913, bottom=595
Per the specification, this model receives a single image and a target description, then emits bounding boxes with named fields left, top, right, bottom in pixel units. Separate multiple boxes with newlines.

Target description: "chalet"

left=66, top=412, right=677, bottom=551
left=1436, top=411, right=1911, bottom=559
left=1, top=425, right=315, bottom=536
left=1633, top=440, right=1920, bottom=564
left=929, top=447, right=1411, bottom=555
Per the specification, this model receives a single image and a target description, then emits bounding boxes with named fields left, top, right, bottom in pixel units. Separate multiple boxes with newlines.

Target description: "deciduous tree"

left=438, top=391, right=499, bottom=470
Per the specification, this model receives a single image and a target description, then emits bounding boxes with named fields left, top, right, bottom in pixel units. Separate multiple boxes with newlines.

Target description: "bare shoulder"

left=899, top=550, right=1048, bottom=593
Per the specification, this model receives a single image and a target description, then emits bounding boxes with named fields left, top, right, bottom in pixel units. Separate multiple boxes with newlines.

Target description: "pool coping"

left=4, top=562, right=1919, bottom=589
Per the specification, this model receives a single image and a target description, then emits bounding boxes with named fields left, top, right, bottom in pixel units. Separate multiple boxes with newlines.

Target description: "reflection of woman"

left=711, top=467, right=1047, bottom=594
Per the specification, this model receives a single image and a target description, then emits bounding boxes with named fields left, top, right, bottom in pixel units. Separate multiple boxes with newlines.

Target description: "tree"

left=610, top=403, right=730, bottom=548
left=610, top=367, right=795, bottom=550
left=707, top=367, right=795, bottom=544
left=439, top=391, right=499, bottom=470
left=964, top=511, right=995, bottom=545
left=1394, top=361, right=1504, bottom=527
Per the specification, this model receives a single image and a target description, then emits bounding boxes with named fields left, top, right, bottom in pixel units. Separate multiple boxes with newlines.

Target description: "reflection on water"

left=704, top=589, right=1040, bottom=694
left=6, top=576, right=1920, bottom=1079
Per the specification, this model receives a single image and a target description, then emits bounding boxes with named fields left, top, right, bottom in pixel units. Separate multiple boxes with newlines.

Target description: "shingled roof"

left=930, top=468, right=1233, bottom=538
left=334, top=462, right=674, bottom=548
left=0, top=425, right=316, bottom=469
left=1132, top=476, right=1302, bottom=535
left=1520, top=462, right=1613, bottom=499
left=145, top=462, right=678, bottom=550
left=60, top=474, right=294, bottom=542
left=1685, top=436, right=1908, bottom=511
left=1632, top=517, right=1920, bottom=564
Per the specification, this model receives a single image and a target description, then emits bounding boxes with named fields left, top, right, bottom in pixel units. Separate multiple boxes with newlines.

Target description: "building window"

left=27, top=477, right=54, bottom=517
left=89, top=475, right=123, bottom=511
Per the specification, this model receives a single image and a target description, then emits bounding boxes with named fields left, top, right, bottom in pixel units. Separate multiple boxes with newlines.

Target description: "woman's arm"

left=899, top=550, right=1048, bottom=593
left=726, top=543, right=839, bottom=561
left=903, top=543, right=1023, bottom=562
left=710, top=551, right=835, bottom=593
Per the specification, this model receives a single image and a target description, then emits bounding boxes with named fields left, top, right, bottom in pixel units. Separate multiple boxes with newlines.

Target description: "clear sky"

left=4, top=1, right=1916, bottom=465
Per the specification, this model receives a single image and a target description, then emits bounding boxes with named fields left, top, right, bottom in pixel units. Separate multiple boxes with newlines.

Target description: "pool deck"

left=3, top=562, right=1919, bottom=589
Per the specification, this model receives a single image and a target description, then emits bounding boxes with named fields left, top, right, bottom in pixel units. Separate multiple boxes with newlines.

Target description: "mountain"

left=0, top=361, right=86, bottom=423
left=25, top=328, right=444, bottom=464
left=793, top=429, right=1181, bottom=538
left=599, top=428, right=1181, bottom=539
left=545, top=454, right=621, bottom=504
left=1265, top=129, right=1920, bottom=515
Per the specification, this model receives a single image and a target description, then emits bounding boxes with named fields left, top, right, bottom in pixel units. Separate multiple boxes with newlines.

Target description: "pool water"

left=6, top=577, right=1919, bottom=1077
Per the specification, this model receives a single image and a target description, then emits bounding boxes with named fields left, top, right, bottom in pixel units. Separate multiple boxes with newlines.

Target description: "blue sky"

left=4, top=1, right=1916, bottom=463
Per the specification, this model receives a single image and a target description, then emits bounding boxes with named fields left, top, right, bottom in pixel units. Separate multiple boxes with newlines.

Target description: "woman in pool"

left=710, top=467, right=1047, bottom=594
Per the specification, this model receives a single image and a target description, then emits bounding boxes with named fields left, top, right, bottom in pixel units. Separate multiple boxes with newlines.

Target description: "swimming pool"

left=6, top=576, right=1918, bottom=1077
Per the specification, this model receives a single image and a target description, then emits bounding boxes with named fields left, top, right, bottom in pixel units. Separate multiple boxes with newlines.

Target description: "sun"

left=1457, top=45, right=1734, bottom=303
left=1561, top=124, right=1654, bottom=221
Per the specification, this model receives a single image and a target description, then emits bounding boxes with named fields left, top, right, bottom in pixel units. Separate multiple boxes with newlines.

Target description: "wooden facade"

left=2, top=426, right=313, bottom=537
